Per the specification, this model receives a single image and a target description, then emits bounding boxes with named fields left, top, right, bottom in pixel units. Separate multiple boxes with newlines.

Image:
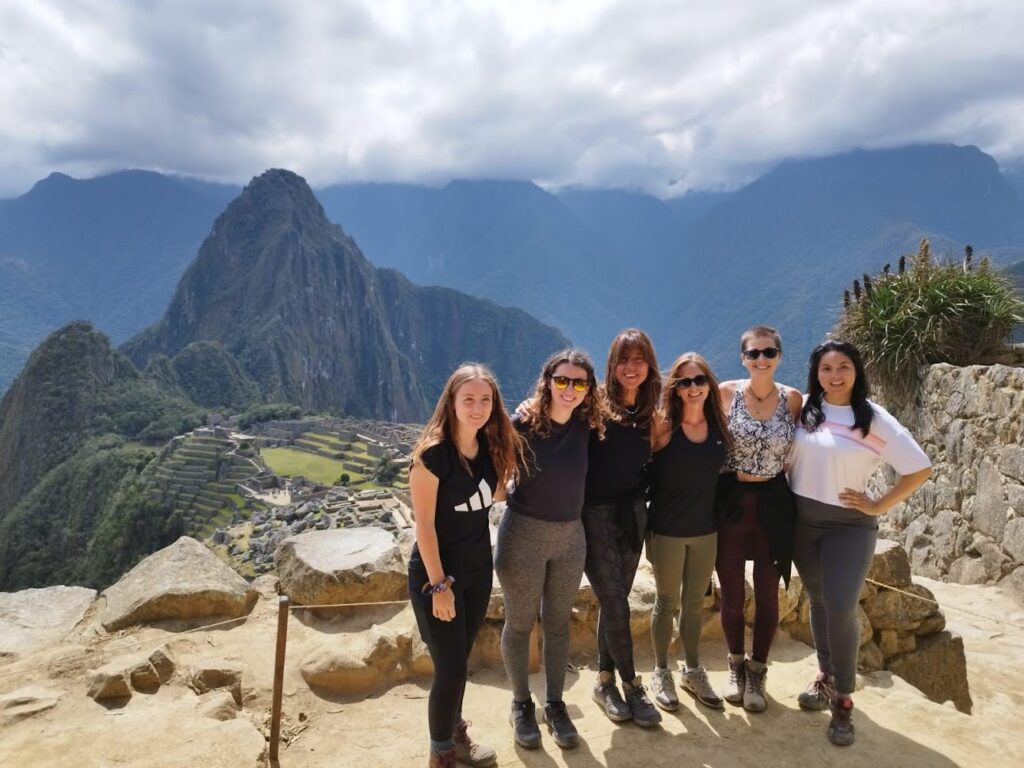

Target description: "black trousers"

left=408, top=564, right=493, bottom=743
left=583, top=502, right=644, bottom=683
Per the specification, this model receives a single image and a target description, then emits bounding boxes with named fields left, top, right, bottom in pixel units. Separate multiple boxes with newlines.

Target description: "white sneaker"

left=681, top=665, right=724, bottom=709
left=650, top=667, right=679, bottom=711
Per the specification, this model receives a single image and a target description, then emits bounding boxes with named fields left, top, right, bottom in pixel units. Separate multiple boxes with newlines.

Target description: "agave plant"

left=834, top=242, right=1023, bottom=403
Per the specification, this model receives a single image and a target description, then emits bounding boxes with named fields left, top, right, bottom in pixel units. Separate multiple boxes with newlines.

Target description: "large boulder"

left=274, top=527, right=406, bottom=606
left=886, top=631, right=973, bottom=714
left=867, top=539, right=913, bottom=588
left=100, top=537, right=257, bottom=631
left=299, top=605, right=426, bottom=692
left=861, top=583, right=937, bottom=630
left=0, top=586, right=96, bottom=659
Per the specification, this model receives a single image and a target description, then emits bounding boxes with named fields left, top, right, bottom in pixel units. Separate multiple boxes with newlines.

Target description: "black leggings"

left=583, top=503, right=643, bottom=683
left=408, top=565, right=493, bottom=743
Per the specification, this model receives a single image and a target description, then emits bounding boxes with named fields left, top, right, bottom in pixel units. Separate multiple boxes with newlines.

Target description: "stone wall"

left=879, top=362, right=1024, bottom=602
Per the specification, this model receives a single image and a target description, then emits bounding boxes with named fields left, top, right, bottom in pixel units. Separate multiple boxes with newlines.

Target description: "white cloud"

left=0, top=0, right=1022, bottom=196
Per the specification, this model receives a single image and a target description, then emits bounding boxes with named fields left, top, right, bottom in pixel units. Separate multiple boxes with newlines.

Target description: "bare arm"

left=410, top=462, right=456, bottom=621
left=720, top=380, right=739, bottom=414
left=650, top=410, right=672, bottom=451
left=785, top=386, right=803, bottom=423
left=838, top=466, right=933, bottom=516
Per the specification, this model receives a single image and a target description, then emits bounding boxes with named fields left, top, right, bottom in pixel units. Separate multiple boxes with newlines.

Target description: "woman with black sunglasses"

left=646, top=353, right=733, bottom=713
left=495, top=349, right=606, bottom=751
left=715, top=325, right=802, bottom=712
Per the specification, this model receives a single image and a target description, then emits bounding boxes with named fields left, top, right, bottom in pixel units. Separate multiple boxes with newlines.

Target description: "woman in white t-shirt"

left=788, top=340, right=931, bottom=748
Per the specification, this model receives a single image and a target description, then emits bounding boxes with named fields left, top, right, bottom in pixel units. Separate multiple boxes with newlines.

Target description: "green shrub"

left=834, top=240, right=1024, bottom=402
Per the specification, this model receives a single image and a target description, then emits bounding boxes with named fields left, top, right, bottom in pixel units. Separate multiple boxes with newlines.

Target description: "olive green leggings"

left=649, top=531, right=718, bottom=669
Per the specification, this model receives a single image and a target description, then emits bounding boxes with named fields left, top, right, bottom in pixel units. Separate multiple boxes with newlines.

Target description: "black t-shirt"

left=508, top=413, right=590, bottom=523
left=409, top=435, right=497, bottom=579
left=648, top=422, right=727, bottom=538
left=585, top=417, right=651, bottom=505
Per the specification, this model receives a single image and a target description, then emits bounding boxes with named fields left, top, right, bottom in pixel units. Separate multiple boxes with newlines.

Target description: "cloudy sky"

left=2, top=0, right=1023, bottom=197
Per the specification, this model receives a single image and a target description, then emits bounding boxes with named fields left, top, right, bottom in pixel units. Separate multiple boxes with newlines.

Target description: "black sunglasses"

left=676, top=374, right=708, bottom=389
left=742, top=347, right=779, bottom=360
left=552, top=375, right=590, bottom=392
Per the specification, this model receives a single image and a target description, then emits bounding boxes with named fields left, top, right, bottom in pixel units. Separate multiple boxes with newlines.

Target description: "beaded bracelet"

left=421, top=575, right=455, bottom=595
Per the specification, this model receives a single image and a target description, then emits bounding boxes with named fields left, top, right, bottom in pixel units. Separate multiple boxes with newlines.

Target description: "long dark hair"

left=603, top=328, right=661, bottom=432
left=521, top=348, right=607, bottom=440
left=801, top=340, right=873, bottom=436
left=412, top=363, right=526, bottom=486
left=660, top=352, right=733, bottom=453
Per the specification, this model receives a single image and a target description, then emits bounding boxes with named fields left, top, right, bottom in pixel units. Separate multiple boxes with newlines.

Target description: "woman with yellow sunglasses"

left=495, top=348, right=606, bottom=751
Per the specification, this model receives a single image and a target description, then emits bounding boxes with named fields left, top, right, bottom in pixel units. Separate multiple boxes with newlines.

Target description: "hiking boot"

left=592, top=671, right=631, bottom=722
left=798, top=672, right=837, bottom=712
left=622, top=676, right=662, bottom=727
left=428, top=747, right=457, bottom=768
left=453, top=719, right=497, bottom=767
left=650, top=667, right=679, bottom=712
left=542, top=700, right=580, bottom=749
left=723, top=654, right=745, bottom=706
left=509, top=699, right=541, bottom=749
left=681, top=666, right=724, bottom=709
left=828, top=696, right=855, bottom=746
left=743, top=660, right=768, bottom=712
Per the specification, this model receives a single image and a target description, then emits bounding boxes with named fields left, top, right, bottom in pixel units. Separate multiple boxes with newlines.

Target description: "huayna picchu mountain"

left=122, top=170, right=568, bottom=421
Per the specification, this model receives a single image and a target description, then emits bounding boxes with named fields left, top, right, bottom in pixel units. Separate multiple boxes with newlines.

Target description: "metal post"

left=269, top=595, right=290, bottom=762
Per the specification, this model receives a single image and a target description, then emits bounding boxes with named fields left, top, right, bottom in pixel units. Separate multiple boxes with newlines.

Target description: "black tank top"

left=585, top=417, right=651, bottom=505
left=648, top=422, right=727, bottom=538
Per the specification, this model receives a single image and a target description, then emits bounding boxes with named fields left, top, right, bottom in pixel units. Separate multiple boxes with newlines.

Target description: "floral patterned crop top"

left=726, top=382, right=794, bottom=477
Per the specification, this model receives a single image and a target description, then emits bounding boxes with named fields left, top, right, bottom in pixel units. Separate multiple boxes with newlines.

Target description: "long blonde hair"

left=411, top=363, right=525, bottom=486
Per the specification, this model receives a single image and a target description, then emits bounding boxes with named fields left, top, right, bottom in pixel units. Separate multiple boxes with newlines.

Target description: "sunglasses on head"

left=551, top=375, right=590, bottom=392
left=676, top=374, right=708, bottom=389
left=743, top=347, right=779, bottom=360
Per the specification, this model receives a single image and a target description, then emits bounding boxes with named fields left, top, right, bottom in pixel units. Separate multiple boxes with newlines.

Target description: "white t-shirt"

left=788, top=398, right=931, bottom=507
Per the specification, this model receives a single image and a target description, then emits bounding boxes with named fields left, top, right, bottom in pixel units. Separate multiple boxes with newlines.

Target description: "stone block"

left=886, top=631, right=972, bottom=714
left=999, top=446, right=1024, bottom=483
left=867, top=539, right=913, bottom=588
left=862, top=584, right=936, bottom=630
left=999, top=566, right=1024, bottom=607
left=189, top=659, right=243, bottom=706
left=948, top=555, right=989, bottom=585
left=1001, top=517, right=1024, bottom=563
left=914, top=610, right=946, bottom=637
left=877, top=628, right=916, bottom=659
left=87, top=664, right=132, bottom=701
left=857, top=640, right=884, bottom=672
left=972, top=459, right=1008, bottom=541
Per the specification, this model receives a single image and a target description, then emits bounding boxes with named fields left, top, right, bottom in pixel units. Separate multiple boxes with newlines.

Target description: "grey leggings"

left=649, top=531, right=718, bottom=669
left=792, top=495, right=877, bottom=695
left=495, top=511, right=586, bottom=703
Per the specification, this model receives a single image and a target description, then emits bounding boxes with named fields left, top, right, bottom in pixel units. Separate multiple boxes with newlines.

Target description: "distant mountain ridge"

left=3, top=144, right=1023, bottom=391
left=122, top=170, right=568, bottom=420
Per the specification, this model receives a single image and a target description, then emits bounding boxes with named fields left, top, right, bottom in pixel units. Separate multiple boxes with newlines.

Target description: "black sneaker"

left=509, top=698, right=541, bottom=749
left=622, top=676, right=662, bottom=727
left=543, top=700, right=580, bottom=749
left=828, top=696, right=855, bottom=747
left=592, top=671, right=632, bottom=722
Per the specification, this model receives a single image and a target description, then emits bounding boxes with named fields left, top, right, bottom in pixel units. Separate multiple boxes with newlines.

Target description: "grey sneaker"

left=723, top=654, right=745, bottom=705
left=798, top=672, right=837, bottom=712
left=743, top=660, right=767, bottom=712
left=827, top=696, right=855, bottom=746
left=650, top=667, right=679, bottom=712
left=592, top=671, right=631, bottom=722
left=681, top=666, right=724, bottom=709
left=621, top=676, right=662, bottom=727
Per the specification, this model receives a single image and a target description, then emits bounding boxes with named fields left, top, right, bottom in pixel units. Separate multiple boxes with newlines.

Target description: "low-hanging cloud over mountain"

left=1, top=0, right=1023, bottom=197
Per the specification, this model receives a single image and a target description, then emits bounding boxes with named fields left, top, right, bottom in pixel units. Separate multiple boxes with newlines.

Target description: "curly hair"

left=411, top=363, right=526, bottom=487
left=660, top=352, right=733, bottom=453
left=520, top=348, right=607, bottom=440
left=603, top=328, right=661, bottom=432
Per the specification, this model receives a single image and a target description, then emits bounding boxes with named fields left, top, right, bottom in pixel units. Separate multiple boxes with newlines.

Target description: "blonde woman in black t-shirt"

left=408, top=363, right=525, bottom=768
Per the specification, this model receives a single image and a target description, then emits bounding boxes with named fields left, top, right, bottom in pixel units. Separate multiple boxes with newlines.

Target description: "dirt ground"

left=1, top=576, right=1022, bottom=768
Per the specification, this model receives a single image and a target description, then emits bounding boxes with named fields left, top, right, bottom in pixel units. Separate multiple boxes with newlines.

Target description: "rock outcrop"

left=274, top=527, right=407, bottom=607
left=86, top=646, right=177, bottom=702
left=0, top=585, right=96, bottom=659
left=0, top=685, right=63, bottom=724
left=100, top=537, right=257, bottom=630
left=881, top=363, right=1024, bottom=602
